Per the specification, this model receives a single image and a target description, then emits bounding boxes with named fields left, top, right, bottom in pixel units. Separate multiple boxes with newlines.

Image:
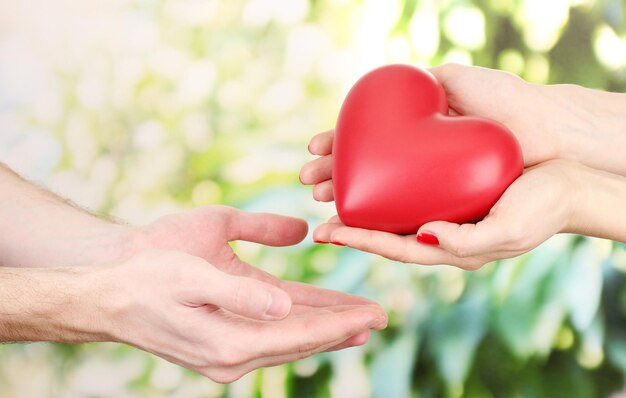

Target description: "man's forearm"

left=0, top=164, right=133, bottom=267
left=0, top=266, right=112, bottom=343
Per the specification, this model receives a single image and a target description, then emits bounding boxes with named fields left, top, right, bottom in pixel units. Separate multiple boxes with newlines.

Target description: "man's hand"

left=123, top=205, right=380, bottom=309
left=106, top=250, right=386, bottom=383
left=0, top=164, right=389, bottom=378
left=129, top=205, right=309, bottom=284
left=0, top=250, right=387, bottom=384
left=0, top=163, right=382, bottom=323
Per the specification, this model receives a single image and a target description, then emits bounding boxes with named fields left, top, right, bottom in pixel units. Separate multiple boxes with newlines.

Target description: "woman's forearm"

left=0, top=164, right=132, bottom=268
left=540, top=84, right=626, bottom=177
left=567, top=164, right=626, bottom=243
left=0, top=266, right=111, bottom=343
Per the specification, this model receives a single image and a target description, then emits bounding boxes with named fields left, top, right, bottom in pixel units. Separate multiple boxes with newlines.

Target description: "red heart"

left=333, top=65, right=523, bottom=235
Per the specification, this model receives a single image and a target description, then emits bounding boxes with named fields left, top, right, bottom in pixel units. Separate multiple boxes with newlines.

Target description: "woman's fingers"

left=300, top=155, right=333, bottom=185
left=327, top=215, right=342, bottom=224
left=417, top=218, right=505, bottom=260
left=313, top=179, right=334, bottom=202
left=308, top=130, right=335, bottom=156
left=313, top=222, right=485, bottom=269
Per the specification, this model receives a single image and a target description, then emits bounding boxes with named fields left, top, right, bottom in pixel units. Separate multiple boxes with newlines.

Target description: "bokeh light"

left=1, top=0, right=626, bottom=397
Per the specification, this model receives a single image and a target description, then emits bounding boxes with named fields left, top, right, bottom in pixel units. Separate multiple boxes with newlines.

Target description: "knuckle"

left=205, top=369, right=241, bottom=384
left=207, top=205, right=232, bottom=220
left=450, top=225, right=474, bottom=258
left=506, top=222, right=527, bottom=247
left=463, top=258, right=486, bottom=271
left=449, top=243, right=469, bottom=258
left=299, top=163, right=312, bottom=180
left=396, top=239, right=416, bottom=264
left=500, top=69, right=523, bottom=82
left=297, top=340, right=320, bottom=355
left=296, top=330, right=321, bottom=355
left=498, top=71, right=526, bottom=94
left=213, top=345, right=246, bottom=367
left=312, top=185, right=323, bottom=200
left=293, top=349, right=316, bottom=362
left=231, top=278, right=252, bottom=312
left=439, top=62, right=461, bottom=73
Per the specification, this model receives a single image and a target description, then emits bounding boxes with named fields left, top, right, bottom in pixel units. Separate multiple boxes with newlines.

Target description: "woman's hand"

left=100, top=250, right=387, bottom=384
left=300, top=64, right=626, bottom=202
left=300, top=63, right=561, bottom=200
left=310, top=160, right=579, bottom=269
left=311, top=160, right=626, bottom=270
left=430, top=63, right=626, bottom=176
left=428, top=63, right=562, bottom=166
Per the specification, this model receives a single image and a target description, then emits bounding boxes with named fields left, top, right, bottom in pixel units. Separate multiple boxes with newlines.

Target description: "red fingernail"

left=314, top=240, right=327, bottom=244
left=417, top=232, right=439, bottom=245
left=330, top=241, right=345, bottom=246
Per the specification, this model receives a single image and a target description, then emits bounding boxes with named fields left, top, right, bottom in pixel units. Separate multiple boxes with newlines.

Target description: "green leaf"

left=315, top=249, right=373, bottom=293
left=493, top=240, right=569, bottom=358
left=428, top=291, right=488, bottom=397
left=370, top=331, right=419, bottom=398
left=560, top=241, right=604, bottom=332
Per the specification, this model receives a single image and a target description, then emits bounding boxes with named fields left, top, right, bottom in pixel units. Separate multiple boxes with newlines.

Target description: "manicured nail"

left=417, top=232, right=439, bottom=245
left=330, top=241, right=345, bottom=246
left=314, top=240, right=327, bottom=244
left=266, top=291, right=291, bottom=318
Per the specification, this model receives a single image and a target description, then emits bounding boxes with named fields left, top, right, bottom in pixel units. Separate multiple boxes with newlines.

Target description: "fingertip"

left=316, top=222, right=345, bottom=243
left=312, top=225, right=329, bottom=243
left=309, top=130, right=334, bottom=156
left=366, top=306, right=388, bottom=330
left=372, top=315, right=388, bottom=330
left=312, top=181, right=334, bottom=202
left=428, top=62, right=462, bottom=78
left=293, top=217, right=309, bottom=242
left=416, top=231, right=439, bottom=246
left=327, top=227, right=350, bottom=247
left=354, top=330, right=371, bottom=345
left=276, top=217, right=308, bottom=246
left=308, top=134, right=323, bottom=155
left=327, top=215, right=341, bottom=224
left=299, top=163, right=313, bottom=185
left=265, top=287, right=292, bottom=319
left=348, top=330, right=371, bottom=347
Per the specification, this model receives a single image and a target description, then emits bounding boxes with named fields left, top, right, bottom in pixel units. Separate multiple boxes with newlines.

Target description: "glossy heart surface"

left=333, top=64, right=523, bottom=234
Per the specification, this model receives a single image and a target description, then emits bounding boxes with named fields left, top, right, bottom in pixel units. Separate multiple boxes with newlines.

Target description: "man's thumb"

left=192, top=270, right=292, bottom=320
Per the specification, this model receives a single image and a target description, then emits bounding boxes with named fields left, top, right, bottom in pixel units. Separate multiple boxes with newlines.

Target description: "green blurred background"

left=1, top=0, right=626, bottom=397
